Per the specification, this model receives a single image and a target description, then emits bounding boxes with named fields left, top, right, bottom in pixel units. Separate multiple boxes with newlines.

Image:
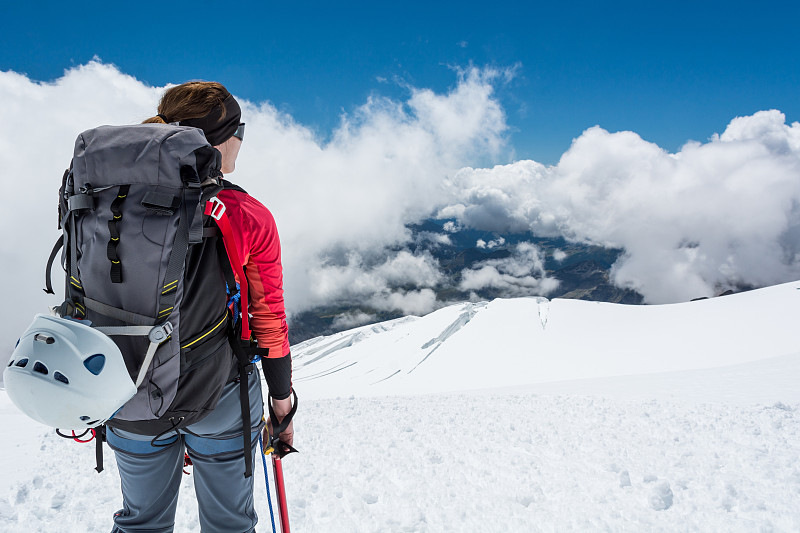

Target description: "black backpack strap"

left=219, top=242, right=269, bottom=479
left=57, top=168, right=95, bottom=318
left=220, top=178, right=248, bottom=194
left=227, top=328, right=255, bottom=478
left=44, top=235, right=64, bottom=295
left=215, top=231, right=272, bottom=478
left=65, top=211, right=87, bottom=318
left=216, top=238, right=237, bottom=295
left=95, top=425, right=106, bottom=473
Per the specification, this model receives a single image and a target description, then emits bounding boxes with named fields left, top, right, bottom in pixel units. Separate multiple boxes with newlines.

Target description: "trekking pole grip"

left=267, top=389, right=298, bottom=458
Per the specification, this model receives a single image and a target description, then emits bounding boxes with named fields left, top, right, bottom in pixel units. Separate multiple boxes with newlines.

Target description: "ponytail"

left=143, top=113, right=170, bottom=124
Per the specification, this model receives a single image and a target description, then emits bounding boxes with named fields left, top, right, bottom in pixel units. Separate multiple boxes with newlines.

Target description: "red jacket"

left=218, top=187, right=290, bottom=359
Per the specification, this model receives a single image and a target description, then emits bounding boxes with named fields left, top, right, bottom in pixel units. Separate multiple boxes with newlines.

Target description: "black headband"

left=179, top=93, right=242, bottom=146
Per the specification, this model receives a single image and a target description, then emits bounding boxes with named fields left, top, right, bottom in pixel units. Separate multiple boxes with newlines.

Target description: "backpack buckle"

left=149, top=322, right=174, bottom=344
left=205, top=196, right=226, bottom=221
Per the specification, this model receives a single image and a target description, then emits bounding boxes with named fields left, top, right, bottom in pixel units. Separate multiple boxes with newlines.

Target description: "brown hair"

left=143, top=81, right=231, bottom=124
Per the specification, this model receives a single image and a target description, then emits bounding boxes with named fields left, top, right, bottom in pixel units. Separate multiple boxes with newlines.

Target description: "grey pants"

left=106, top=371, right=264, bottom=533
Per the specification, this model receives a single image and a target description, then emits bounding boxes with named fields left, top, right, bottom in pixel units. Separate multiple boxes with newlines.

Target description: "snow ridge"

left=294, top=316, right=417, bottom=367
left=410, top=301, right=488, bottom=374
left=535, top=296, right=550, bottom=329
left=420, top=301, right=487, bottom=350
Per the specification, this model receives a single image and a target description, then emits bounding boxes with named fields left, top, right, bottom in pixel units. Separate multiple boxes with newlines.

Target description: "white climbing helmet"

left=3, top=314, right=136, bottom=430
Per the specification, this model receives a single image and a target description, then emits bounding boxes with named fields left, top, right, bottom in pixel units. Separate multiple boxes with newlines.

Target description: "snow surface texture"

left=2, top=282, right=799, bottom=532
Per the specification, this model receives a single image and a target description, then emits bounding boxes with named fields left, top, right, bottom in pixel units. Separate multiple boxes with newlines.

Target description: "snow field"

left=2, top=281, right=799, bottom=531
left=1, top=381, right=799, bottom=532
left=287, top=393, right=800, bottom=533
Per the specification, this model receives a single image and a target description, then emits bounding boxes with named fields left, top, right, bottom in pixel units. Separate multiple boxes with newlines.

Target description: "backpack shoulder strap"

left=205, top=196, right=251, bottom=342
left=221, top=178, right=248, bottom=194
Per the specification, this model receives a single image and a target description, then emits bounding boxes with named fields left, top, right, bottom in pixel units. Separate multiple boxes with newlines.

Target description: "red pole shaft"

left=272, top=455, right=291, bottom=533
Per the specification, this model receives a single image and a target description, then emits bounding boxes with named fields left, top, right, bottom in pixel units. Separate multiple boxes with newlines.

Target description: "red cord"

left=72, top=429, right=96, bottom=443
left=183, top=453, right=193, bottom=475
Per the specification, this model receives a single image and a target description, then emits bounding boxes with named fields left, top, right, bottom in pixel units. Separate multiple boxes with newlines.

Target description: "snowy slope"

left=293, top=281, right=800, bottom=399
left=1, top=282, right=799, bottom=532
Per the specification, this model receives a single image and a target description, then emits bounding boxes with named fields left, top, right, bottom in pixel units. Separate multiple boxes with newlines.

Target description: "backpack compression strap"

left=156, top=167, right=203, bottom=321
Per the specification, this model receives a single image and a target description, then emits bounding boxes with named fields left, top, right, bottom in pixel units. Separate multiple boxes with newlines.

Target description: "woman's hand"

left=264, top=395, right=294, bottom=449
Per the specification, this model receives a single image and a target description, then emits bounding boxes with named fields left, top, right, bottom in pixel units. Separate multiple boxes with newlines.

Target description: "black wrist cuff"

left=260, top=353, right=292, bottom=400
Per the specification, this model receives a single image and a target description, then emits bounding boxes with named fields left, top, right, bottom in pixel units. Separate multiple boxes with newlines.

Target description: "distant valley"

left=288, top=218, right=643, bottom=344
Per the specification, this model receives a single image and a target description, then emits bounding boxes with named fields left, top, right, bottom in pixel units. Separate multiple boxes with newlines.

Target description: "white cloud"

left=331, top=311, right=377, bottom=330
left=3, top=60, right=798, bottom=352
left=234, top=65, right=511, bottom=312
left=306, top=250, right=443, bottom=314
left=369, top=288, right=438, bottom=316
left=459, top=242, right=560, bottom=296
left=442, top=221, right=462, bottom=233
left=476, top=237, right=505, bottom=249
left=552, top=249, right=567, bottom=262
left=415, top=232, right=452, bottom=247
left=374, top=251, right=443, bottom=287
left=0, top=62, right=509, bottom=346
left=443, top=111, right=800, bottom=303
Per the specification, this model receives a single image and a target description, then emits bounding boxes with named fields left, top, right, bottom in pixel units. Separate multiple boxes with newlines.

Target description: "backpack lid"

left=72, top=124, right=220, bottom=191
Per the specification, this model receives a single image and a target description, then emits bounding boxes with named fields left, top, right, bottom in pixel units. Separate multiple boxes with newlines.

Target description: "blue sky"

left=3, top=0, right=799, bottom=164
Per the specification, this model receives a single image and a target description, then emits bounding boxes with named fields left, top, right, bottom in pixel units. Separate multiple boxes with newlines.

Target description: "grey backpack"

left=46, top=124, right=262, bottom=476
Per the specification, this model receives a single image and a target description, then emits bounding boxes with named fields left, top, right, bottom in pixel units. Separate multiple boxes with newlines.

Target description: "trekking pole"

left=263, top=436, right=297, bottom=533
left=272, top=454, right=291, bottom=533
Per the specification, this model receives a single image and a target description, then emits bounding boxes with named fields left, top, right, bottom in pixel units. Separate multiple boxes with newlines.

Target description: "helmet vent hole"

left=87, top=420, right=100, bottom=426
left=83, top=354, right=106, bottom=375
left=7, top=359, right=13, bottom=367
left=33, top=362, right=49, bottom=375
left=79, top=415, right=91, bottom=421
left=54, top=372, right=69, bottom=385
left=15, top=358, right=29, bottom=368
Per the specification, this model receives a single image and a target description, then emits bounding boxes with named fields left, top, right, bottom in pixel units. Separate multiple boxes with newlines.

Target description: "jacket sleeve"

left=218, top=189, right=291, bottom=359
